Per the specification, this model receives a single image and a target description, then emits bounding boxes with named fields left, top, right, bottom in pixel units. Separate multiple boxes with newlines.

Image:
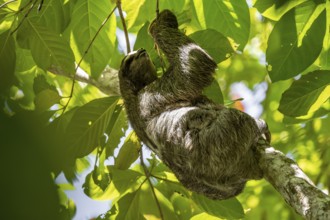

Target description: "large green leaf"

left=64, top=97, right=119, bottom=158
left=139, top=183, right=178, bottom=220
left=84, top=166, right=144, bottom=201
left=192, top=0, right=250, bottom=51
left=279, top=70, right=330, bottom=117
left=122, top=0, right=147, bottom=30
left=68, top=0, right=116, bottom=78
left=109, top=191, right=145, bottom=220
left=34, top=0, right=71, bottom=33
left=203, top=80, right=224, bottom=105
left=189, top=29, right=235, bottom=63
left=254, top=0, right=307, bottom=21
left=105, top=102, right=128, bottom=157
left=17, top=20, right=75, bottom=74
left=192, top=193, right=244, bottom=219
left=266, top=2, right=326, bottom=82
left=115, top=131, right=141, bottom=170
left=0, top=30, right=16, bottom=92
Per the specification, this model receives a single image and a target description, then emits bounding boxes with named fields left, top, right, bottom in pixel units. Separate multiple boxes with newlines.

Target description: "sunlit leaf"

left=110, top=191, right=145, bottom=220
left=190, top=29, right=235, bottom=63
left=139, top=183, right=178, bottom=220
left=283, top=107, right=330, bottom=124
left=17, top=20, right=75, bottom=74
left=122, top=0, right=146, bottom=30
left=107, top=167, right=144, bottom=202
left=192, top=0, right=250, bottom=50
left=68, top=0, right=116, bottom=78
left=115, top=131, right=141, bottom=170
left=171, top=192, right=199, bottom=219
left=64, top=97, right=119, bottom=158
left=279, top=70, right=330, bottom=117
left=105, top=102, right=128, bottom=157
left=254, top=0, right=307, bottom=21
left=192, top=193, right=244, bottom=219
left=191, top=212, right=224, bottom=220
left=266, top=3, right=326, bottom=82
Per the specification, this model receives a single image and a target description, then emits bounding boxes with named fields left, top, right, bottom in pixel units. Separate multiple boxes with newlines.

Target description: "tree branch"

left=48, top=66, right=120, bottom=96
left=257, top=144, right=330, bottom=219
left=116, top=0, right=131, bottom=54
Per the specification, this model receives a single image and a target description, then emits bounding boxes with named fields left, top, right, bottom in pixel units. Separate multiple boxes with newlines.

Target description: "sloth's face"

left=119, top=48, right=157, bottom=92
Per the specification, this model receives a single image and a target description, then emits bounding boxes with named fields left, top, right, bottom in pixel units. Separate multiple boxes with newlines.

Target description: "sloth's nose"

left=137, top=48, right=147, bottom=57
left=137, top=48, right=146, bottom=53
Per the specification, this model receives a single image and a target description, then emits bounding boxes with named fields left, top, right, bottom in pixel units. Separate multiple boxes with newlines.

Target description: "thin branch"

left=11, top=0, right=38, bottom=34
left=140, top=150, right=164, bottom=220
left=156, top=0, right=159, bottom=18
left=61, top=6, right=117, bottom=114
left=116, top=0, right=131, bottom=54
left=150, top=174, right=180, bottom=185
left=0, top=0, right=16, bottom=9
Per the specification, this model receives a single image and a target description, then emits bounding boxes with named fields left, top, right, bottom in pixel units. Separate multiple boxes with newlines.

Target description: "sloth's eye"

left=123, top=55, right=134, bottom=68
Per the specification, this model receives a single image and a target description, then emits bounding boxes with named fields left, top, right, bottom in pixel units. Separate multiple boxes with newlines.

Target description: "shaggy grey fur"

left=118, top=10, right=270, bottom=199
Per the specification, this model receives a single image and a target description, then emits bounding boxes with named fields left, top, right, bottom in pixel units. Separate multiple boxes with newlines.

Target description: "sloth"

left=118, top=10, right=270, bottom=199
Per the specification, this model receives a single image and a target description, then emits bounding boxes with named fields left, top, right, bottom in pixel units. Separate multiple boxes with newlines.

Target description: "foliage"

left=0, top=0, right=329, bottom=219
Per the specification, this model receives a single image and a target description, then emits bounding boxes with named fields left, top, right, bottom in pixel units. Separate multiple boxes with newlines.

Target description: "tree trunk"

left=257, top=144, right=330, bottom=219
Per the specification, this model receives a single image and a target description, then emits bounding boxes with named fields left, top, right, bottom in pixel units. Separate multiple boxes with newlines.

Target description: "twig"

left=116, top=0, right=131, bottom=54
left=11, top=0, right=38, bottom=34
left=140, top=150, right=164, bottom=220
left=61, top=6, right=117, bottom=114
left=0, top=0, right=16, bottom=9
left=156, top=0, right=160, bottom=18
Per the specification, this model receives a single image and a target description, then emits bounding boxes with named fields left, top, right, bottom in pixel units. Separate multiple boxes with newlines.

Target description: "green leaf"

left=203, top=80, right=224, bottom=105
left=170, top=193, right=199, bottom=219
left=33, top=74, right=58, bottom=94
left=115, top=131, right=141, bottom=170
left=139, top=183, right=178, bottom=220
left=0, top=30, right=16, bottom=92
left=192, top=0, right=250, bottom=51
left=266, top=3, right=326, bottom=82
left=279, top=70, right=330, bottom=117
left=134, top=21, right=157, bottom=59
left=64, top=97, right=119, bottom=158
left=34, top=0, right=70, bottom=33
left=68, top=0, right=116, bottom=78
left=111, top=191, right=145, bottom=220
left=83, top=167, right=111, bottom=200
left=192, top=193, right=244, bottom=219
left=189, top=29, right=235, bottom=63
left=105, top=102, right=128, bottom=157
left=191, top=213, right=223, bottom=220
left=254, top=0, right=307, bottom=21
left=122, top=0, right=147, bottom=30
left=34, top=89, right=61, bottom=111
left=283, top=107, right=330, bottom=124
left=17, top=20, right=75, bottom=74
left=86, top=167, right=143, bottom=201
left=160, top=0, right=186, bottom=13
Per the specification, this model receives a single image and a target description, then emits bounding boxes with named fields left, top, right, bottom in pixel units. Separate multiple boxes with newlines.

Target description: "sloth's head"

left=119, top=48, right=157, bottom=93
